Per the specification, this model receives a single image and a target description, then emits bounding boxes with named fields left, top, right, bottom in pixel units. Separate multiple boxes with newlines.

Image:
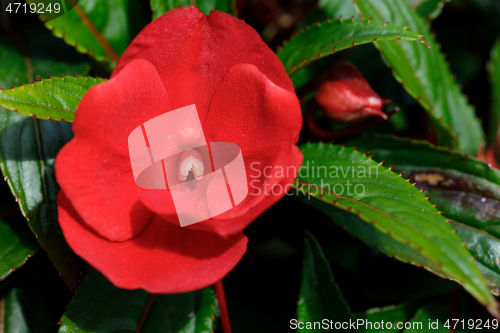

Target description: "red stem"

left=136, top=294, right=156, bottom=333
left=215, top=280, right=232, bottom=333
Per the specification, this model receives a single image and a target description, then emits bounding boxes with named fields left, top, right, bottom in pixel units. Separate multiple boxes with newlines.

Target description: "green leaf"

left=355, top=0, right=484, bottom=155
left=310, top=198, right=466, bottom=303
left=356, top=293, right=491, bottom=333
left=345, top=134, right=500, bottom=295
left=290, top=42, right=383, bottom=90
left=408, top=0, right=449, bottom=20
left=0, top=35, right=81, bottom=290
left=0, top=76, right=107, bottom=122
left=356, top=302, right=420, bottom=333
left=276, top=18, right=426, bottom=76
left=292, top=0, right=362, bottom=89
left=24, top=30, right=90, bottom=78
left=0, top=253, right=79, bottom=333
left=0, top=31, right=102, bottom=122
left=29, top=0, right=146, bottom=65
left=297, top=0, right=359, bottom=32
left=298, top=231, right=356, bottom=332
left=318, top=0, right=359, bottom=19
left=0, top=183, right=38, bottom=281
left=345, top=135, right=500, bottom=233
left=2, top=286, right=58, bottom=333
left=0, top=111, right=81, bottom=291
left=151, top=0, right=237, bottom=20
left=58, top=270, right=215, bottom=333
left=400, top=297, right=452, bottom=333
left=398, top=293, right=485, bottom=333
left=0, top=31, right=89, bottom=87
left=294, top=142, right=498, bottom=317
left=140, top=290, right=215, bottom=333
left=450, top=221, right=500, bottom=296
left=487, top=40, right=500, bottom=144
left=0, top=214, right=38, bottom=281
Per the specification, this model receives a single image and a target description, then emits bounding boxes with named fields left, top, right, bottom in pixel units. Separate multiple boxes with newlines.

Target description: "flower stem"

left=215, top=279, right=232, bottom=333
left=136, top=294, right=156, bottom=333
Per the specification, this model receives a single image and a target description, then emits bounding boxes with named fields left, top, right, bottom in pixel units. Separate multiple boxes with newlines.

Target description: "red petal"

left=71, top=59, right=171, bottom=156
left=203, top=64, right=302, bottom=152
left=140, top=149, right=302, bottom=237
left=113, top=7, right=293, bottom=123
left=141, top=64, right=303, bottom=236
left=55, top=59, right=170, bottom=241
left=58, top=192, right=248, bottom=293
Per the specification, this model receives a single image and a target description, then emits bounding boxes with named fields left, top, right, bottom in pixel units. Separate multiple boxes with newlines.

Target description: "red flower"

left=55, top=7, right=302, bottom=293
left=315, top=62, right=389, bottom=123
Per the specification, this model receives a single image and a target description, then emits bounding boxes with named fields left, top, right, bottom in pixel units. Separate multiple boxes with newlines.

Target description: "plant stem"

left=215, top=280, right=232, bottom=333
left=135, top=294, right=156, bottom=333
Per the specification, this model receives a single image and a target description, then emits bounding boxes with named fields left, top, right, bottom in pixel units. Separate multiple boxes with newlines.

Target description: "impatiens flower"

left=315, top=62, right=390, bottom=124
left=55, top=7, right=303, bottom=293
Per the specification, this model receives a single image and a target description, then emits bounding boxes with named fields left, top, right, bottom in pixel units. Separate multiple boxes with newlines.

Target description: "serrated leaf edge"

left=0, top=75, right=107, bottom=122
left=278, top=17, right=426, bottom=76
left=295, top=142, right=498, bottom=317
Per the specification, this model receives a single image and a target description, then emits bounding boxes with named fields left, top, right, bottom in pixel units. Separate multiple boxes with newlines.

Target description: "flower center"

left=177, top=149, right=204, bottom=181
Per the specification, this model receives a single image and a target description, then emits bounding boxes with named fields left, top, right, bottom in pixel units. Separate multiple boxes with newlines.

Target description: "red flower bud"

left=477, top=144, right=500, bottom=169
left=315, top=62, right=390, bottom=124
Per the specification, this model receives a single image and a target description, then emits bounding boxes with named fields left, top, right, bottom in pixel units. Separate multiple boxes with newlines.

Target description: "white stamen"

left=177, top=149, right=204, bottom=181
